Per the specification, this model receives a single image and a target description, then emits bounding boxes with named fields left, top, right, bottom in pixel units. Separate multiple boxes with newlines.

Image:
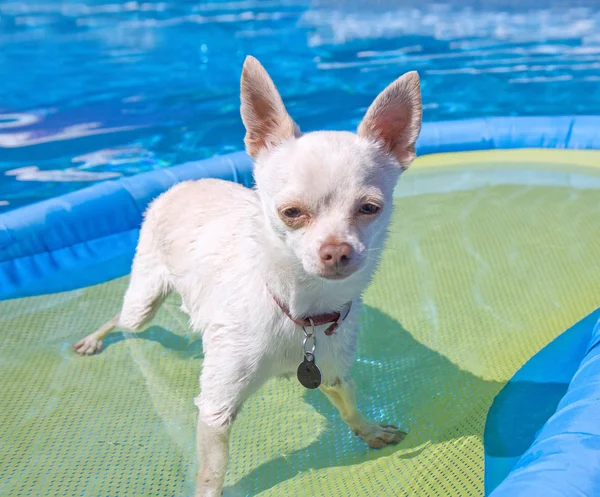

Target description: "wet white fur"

left=75, top=56, right=422, bottom=497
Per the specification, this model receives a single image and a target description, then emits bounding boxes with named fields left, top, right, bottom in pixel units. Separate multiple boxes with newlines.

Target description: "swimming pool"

left=1, top=0, right=600, bottom=211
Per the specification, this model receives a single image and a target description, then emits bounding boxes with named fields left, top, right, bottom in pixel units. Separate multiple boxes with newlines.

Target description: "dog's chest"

left=265, top=318, right=358, bottom=384
left=175, top=275, right=360, bottom=384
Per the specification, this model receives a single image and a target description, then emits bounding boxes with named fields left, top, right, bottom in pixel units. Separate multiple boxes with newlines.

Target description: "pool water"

left=1, top=0, right=599, bottom=211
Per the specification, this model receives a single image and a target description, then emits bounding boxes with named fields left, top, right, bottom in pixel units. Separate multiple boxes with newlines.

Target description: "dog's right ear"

left=358, top=71, right=422, bottom=170
left=240, top=56, right=300, bottom=159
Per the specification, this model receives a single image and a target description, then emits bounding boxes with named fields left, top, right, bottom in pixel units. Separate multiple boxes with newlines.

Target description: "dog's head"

left=241, top=56, right=422, bottom=282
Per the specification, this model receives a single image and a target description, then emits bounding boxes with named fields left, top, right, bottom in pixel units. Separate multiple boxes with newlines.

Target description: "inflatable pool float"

left=1, top=116, right=599, bottom=497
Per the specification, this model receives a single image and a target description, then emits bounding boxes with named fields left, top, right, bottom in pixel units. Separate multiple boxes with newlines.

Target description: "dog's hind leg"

left=74, top=250, right=170, bottom=356
left=73, top=314, right=121, bottom=356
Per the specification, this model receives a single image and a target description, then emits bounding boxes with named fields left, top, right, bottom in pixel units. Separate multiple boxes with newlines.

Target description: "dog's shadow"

left=103, top=326, right=204, bottom=359
left=99, top=306, right=555, bottom=496
left=226, top=306, right=505, bottom=496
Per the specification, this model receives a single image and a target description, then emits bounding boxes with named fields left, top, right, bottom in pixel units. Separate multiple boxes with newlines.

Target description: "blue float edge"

left=0, top=151, right=254, bottom=300
left=484, top=309, right=600, bottom=495
left=1, top=115, right=600, bottom=493
left=488, top=311, right=600, bottom=496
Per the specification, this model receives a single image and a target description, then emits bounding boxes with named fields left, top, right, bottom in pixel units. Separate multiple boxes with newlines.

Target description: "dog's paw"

left=73, top=335, right=103, bottom=356
left=356, top=422, right=406, bottom=449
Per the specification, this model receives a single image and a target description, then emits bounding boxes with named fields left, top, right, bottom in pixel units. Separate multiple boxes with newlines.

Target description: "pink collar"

left=271, top=292, right=352, bottom=336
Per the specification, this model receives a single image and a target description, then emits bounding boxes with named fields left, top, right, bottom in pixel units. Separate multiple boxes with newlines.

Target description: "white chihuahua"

left=75, top=56, right=422, bottom=497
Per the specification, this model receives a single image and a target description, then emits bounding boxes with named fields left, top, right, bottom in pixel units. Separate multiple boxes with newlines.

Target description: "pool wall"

left=1, top=114, right=599, bottom=495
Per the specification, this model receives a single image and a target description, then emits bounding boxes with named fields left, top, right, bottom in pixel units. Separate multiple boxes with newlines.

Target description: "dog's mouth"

left=319, top=273, right=348, bottom=281
left=317, top=266, right=359, bottom=281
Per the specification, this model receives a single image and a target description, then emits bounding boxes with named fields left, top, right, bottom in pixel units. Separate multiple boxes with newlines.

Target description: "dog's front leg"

left=320, top=376, right=406, bottom=449
left=196, top=419, right=230, bottom=497
left=194, top=341, right=266, bottom=497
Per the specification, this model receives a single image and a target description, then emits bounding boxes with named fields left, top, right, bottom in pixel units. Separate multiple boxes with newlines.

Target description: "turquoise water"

left=1, top=0, right=599, bottom=211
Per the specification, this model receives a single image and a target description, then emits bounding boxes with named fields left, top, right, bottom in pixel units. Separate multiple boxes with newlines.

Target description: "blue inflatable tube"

left=489, top=313, right=600, bottom=496
left=484, top=309, right=600, bottom=495
left=0, top=151, right=253, bottom=300
left=417, top=115, right=600, bottom=155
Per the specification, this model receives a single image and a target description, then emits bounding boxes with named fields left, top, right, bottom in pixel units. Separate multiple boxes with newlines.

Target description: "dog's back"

left=134, top=178, right=264, bottom=327
left=142, top=178, right=259, bottom=263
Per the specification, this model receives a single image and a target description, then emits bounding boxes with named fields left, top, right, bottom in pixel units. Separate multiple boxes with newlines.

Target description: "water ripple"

left=0, top=0, right=599, bottom=210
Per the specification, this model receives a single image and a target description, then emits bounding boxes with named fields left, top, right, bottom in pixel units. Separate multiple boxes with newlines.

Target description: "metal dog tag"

left=297, top=353, right=322, bottom=389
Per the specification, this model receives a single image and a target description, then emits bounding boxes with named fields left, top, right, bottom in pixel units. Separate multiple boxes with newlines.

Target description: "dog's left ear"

left=240, top=56, right=301, bottom=159
left=358, top=71, right=422, bottom=169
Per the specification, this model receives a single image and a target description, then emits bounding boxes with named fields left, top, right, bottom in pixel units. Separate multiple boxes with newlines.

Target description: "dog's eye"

left=282, top=207, right=303, bottom=218
left=359, top=203, right=381, bottom=215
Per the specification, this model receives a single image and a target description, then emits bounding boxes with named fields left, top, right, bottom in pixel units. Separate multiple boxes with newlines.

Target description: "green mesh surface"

left=2, top=150, right=600, bottom=497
